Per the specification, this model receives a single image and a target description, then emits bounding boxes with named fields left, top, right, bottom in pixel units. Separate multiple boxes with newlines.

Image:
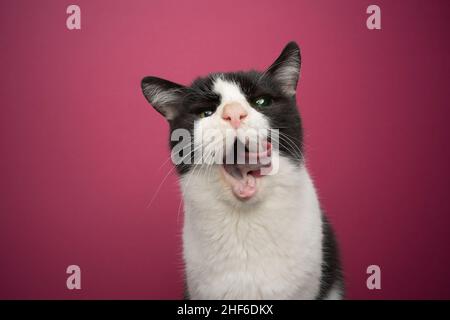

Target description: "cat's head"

left=141, top=42, right=303, bottom=202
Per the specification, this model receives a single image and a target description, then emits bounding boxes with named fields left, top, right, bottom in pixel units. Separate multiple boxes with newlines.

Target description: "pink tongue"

left=226, top=140, right=272, bottom=200
left=232, top=171, right=257, bottom=199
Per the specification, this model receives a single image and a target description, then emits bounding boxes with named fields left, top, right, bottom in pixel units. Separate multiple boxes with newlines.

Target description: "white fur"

left=181, top=79, right=324, bottom=299
left=181, top=158, right=323, bottom=299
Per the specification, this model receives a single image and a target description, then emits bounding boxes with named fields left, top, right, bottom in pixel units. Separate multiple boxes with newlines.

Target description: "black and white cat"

left=141, top=42, right=344, bottom=299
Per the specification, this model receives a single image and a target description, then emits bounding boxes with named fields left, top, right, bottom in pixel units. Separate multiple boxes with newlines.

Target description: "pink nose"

left=222, top=103, right=248, bottom=129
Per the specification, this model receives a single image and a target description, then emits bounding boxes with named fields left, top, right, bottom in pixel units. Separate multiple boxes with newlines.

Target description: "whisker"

left=147, top=142, right=203, bottom=209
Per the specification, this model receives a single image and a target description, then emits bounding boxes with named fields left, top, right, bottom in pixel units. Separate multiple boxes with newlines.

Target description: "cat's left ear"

left=265, top=42, right=301, bottom=96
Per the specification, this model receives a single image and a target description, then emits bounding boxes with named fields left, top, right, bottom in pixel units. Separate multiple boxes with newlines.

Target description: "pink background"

left=1, top=0, right=449, bottom=299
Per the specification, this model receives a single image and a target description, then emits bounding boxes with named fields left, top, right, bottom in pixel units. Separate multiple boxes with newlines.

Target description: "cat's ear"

left=265, top=42, right=301, bottom=96
left=141, top=76, right=186, bottom=120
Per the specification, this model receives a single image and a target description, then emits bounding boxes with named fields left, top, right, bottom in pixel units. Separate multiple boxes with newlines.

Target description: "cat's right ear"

left=141, top=76, right=185, bottom=120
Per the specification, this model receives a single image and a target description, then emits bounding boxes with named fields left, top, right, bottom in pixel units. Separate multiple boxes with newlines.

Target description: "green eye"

left=199, top=110, right=213, bottom=118
left=253, top=96, right=272, bottom=107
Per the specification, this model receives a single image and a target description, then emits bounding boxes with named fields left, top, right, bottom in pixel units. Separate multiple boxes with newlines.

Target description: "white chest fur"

left=180, top=157, right=323, bottom=299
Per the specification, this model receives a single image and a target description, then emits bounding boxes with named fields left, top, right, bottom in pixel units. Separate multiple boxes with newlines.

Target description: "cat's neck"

left=180, top=158, right=319, bottom=228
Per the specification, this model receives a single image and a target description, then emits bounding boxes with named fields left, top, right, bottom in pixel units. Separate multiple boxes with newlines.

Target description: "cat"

left=141, top=42, right=344, bottom=299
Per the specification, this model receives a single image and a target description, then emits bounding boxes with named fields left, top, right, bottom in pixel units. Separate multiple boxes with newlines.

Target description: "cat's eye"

left=252, top=96, right=272, bottom=107
left=199, top=110, right=214, bottom=118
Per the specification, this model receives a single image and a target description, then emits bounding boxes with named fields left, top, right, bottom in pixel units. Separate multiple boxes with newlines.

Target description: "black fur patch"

left=316, top=214, right=345, bottom=299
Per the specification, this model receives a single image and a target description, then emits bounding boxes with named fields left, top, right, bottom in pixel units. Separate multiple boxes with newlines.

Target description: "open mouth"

left=220, top=139, right=272, bottom=200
